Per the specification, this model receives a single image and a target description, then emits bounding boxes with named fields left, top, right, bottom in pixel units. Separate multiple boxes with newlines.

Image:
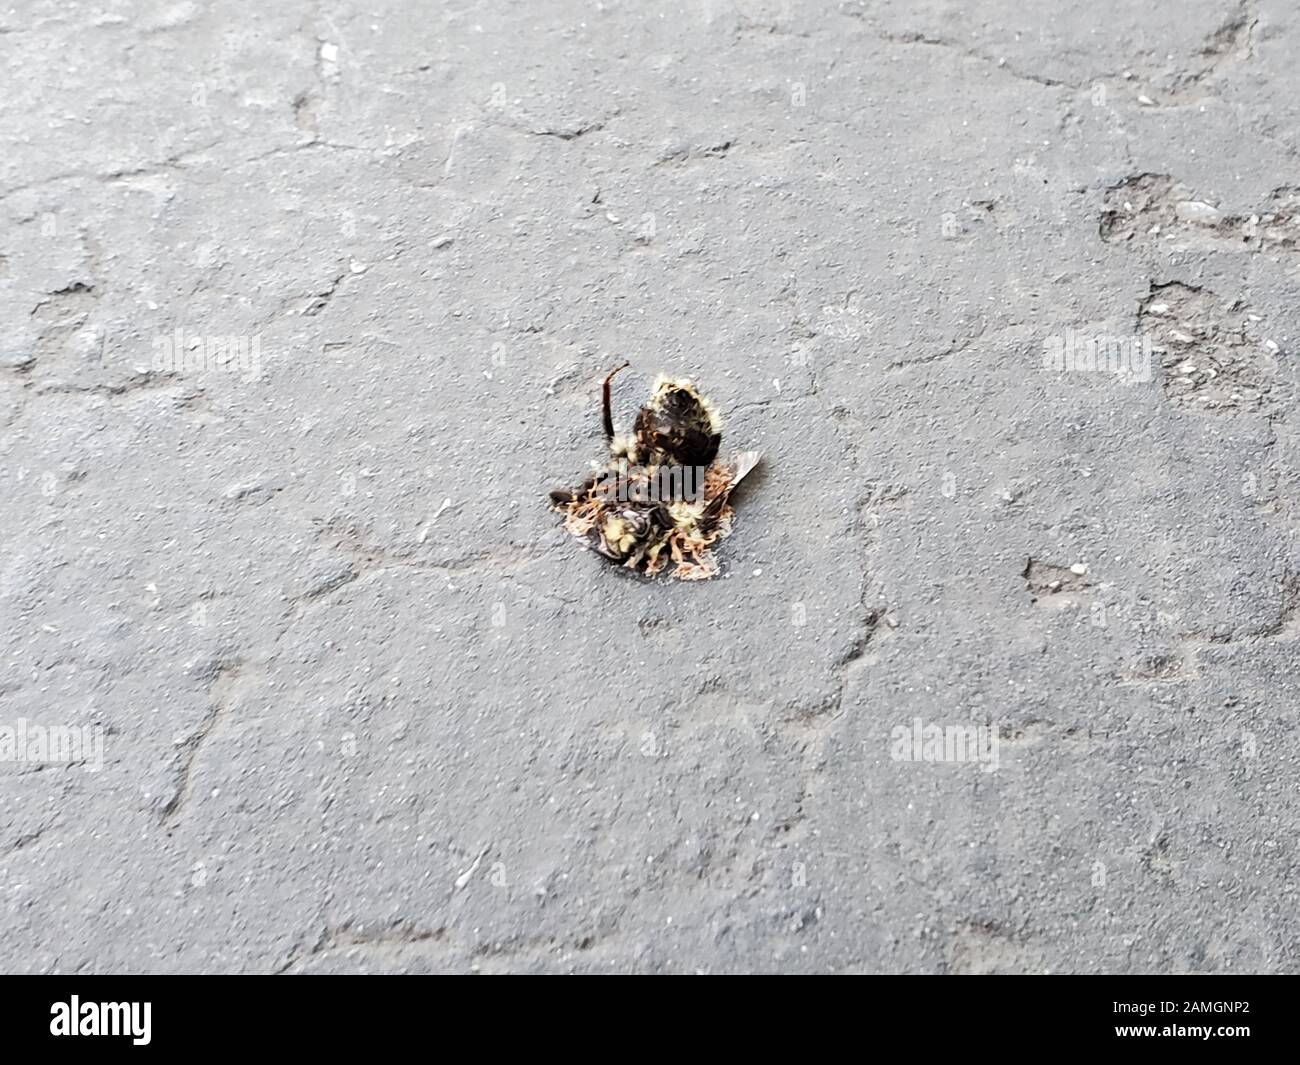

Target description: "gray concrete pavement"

left=1, top=0, right=1297, bottom=973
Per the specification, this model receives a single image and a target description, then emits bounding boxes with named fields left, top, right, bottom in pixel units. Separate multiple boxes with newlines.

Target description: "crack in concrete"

left=161, top=658, right=258, bottom=827
left=0, top=138, right=226, bottom=202
left=526, top=119, right=607, bottom=142
left=853, top=0, right=1259, bottom=104
left=302, top=268, right=350, bottom=317
left=2, top=821, right=61, bottom=858
left=655, top=137, right=738, bottom=165
left=299, top=519, right=540, bottom=608
left=771, top=490, right=895, bottom=840
left=1166, top=0, right=1259, bottom=101
left=278, top=917, right=615, bottom=972
left=864, top=25, right=1067, bottom=89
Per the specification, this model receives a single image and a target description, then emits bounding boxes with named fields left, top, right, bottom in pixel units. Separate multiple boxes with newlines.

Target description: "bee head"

left=593, top=511, right=638, bottom=559
left=590, top=504, right=671, bottom=564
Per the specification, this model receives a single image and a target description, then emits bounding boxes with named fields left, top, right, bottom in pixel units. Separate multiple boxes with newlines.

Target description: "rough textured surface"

left=1, top=0, right=1297, bottom=974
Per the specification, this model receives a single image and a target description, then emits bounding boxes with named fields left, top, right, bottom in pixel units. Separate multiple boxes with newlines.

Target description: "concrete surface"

left=1, top=0, right=1297, bottom=974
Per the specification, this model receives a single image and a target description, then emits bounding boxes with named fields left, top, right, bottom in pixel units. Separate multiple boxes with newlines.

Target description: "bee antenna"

left=602, top=361, right=630, bottom=440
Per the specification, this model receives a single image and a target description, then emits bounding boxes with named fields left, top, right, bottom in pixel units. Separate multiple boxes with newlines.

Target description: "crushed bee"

left=549, top=364, right=761, bottom=580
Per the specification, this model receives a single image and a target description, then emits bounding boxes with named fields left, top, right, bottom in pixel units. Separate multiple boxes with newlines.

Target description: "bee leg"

left=669, top=533, right=684, bottom=564
left=645, top=541, right=667, bottom=574
left=549, top=471, right=601, bottom=505
left=602, top=361, right=631, bottom=442
left=648, top=503, right=673, bottom=534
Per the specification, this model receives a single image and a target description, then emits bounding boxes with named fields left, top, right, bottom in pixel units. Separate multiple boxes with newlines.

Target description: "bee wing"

left=700, top=451, right=763, bottom=529
left=728, top=450, right=762, bottom=490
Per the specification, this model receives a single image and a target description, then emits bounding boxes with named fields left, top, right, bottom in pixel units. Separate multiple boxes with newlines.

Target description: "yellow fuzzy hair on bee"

left=648, top=375, right=722, bottom=431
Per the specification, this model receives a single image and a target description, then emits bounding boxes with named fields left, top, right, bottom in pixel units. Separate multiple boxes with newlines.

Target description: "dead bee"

left=550, top=363, right=761, bottom=580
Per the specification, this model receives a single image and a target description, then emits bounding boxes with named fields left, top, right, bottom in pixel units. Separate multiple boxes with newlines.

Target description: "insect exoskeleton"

left=550, top=365, right=760, bottom=580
